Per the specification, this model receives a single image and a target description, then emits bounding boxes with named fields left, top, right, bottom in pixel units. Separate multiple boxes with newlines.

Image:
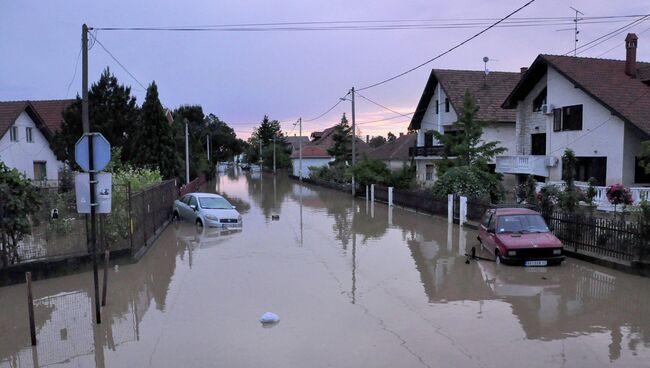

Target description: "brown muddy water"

left=2, top=170, right=650, bottom=367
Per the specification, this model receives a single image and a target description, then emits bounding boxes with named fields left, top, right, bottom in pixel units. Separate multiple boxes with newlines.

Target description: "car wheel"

left=495, top=250, right=502, bottom=265
left=172, top=211, right=180, bottom=222
left=196, top=219, right=203, bottom=228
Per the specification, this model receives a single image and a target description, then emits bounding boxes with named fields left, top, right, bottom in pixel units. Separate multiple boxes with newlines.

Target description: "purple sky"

left=2, top=1, right=649, bottom=140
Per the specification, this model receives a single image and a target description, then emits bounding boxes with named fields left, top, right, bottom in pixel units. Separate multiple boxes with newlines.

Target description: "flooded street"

left=2, top=170, right=650, bottom=367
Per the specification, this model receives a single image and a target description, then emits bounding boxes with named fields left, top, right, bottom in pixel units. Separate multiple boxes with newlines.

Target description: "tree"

left=559, top=148, right=578, bottom=213
left=350, top=159, right=392, bottom=187
left=328, top=113, right=352, bottom=163
left=204, top=114, right=243, bottom=164
left=433, top=91, right=506, bottom=175
left=368, top=135, right=387, bottom=148
left=431, top=165, right=503, bottom=201
left=129, top=82, right=180, bottom=179
left=172, top=105, right=209, bottom=181
left=52, top=67, right=139, bottom=164
left=387, top=132, right=397, bottom=143
left=0, top=162, right=41, bottom=266
left=246, top=115, right=287, bottom=166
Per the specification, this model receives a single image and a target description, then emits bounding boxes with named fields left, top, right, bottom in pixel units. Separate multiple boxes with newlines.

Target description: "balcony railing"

left=495, top=155, right=551, bottom=177
left=536, top=181, right=650, bottom=211
left=410, top=145, right=446, bottom=157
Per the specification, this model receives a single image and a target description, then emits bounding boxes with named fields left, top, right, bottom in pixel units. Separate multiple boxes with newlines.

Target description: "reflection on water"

left=1, top=171, right=650, bottom=367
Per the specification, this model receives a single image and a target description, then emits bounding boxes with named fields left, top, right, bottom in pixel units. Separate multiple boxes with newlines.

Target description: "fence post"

left=388, top=187, right=394, bottom=207
left=371, top=184, right=375, bottom=203
left=447, top=194, right=453, bottom=224
left=142, top=188, right=147, bottom=247
left=26, top=272, right=36, bottom=346
left=365, top=185, right=369, bottom=201
left=460, top=196, right=467, bottom=226
left=102, top=250, right=109, bottom=307
left=127, top=182, right=133, bottom=251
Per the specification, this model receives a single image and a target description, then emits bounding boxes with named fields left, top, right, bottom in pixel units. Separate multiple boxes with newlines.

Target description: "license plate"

left=525, top=260, right=547, bottom=267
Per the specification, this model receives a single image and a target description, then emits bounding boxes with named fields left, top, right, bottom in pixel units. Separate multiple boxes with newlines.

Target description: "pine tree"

left=387, top=132, right=397, bottom=142
left=328, top=113, right=352, bottom=163
left=52, top=68, right=139, bottom=164
left=130, top=82, right=179, bottom=179
left=433, top=90, right=506, bottom=174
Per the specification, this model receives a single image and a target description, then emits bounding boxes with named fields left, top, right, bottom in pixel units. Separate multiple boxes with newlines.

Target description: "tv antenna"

left=570, top=6, right=584, bottom=56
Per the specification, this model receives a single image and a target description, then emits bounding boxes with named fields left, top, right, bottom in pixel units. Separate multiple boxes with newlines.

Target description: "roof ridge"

left=541, top=53, right=650, bottom=65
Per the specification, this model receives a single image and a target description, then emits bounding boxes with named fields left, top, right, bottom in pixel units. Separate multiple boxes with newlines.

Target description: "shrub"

left=606, top=183, right=633, bottom=207
left=432, top=165, right=503, bottom=201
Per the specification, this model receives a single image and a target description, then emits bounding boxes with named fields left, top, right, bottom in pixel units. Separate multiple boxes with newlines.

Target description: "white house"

left=291, top=145, right=333, bottom=178
left=408, top=69, right=521, bottom=186
left=0, top=100, right=73, bottom=182
left=497, top=33, right=650, bottom=195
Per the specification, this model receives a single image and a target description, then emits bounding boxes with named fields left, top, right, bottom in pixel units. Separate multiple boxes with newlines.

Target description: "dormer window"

left=9, top=126, right=18, bottom=141
left=533, top=87, right=547, bottom=112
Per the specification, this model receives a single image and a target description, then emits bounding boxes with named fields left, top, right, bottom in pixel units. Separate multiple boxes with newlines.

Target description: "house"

left=366, top=132, right=416, bottom=170
left=291, top=125, right=371, bottom=178
left=0, top=100, right=73, bottom=182
left=284, top=135, right=310, bottom=154
left=497, top=33, right=650, bottom=194
left=408, top=69, right=521, bottom=186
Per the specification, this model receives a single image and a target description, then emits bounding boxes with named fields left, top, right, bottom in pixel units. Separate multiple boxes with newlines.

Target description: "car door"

left=188, top=195, right=199, bottom=222
left=483, top=213, right=498, bottom=255
left=178, top=195, right=192, bottom=220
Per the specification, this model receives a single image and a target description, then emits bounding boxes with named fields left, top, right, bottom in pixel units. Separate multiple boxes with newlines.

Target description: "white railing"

left=535, top=181, right=650, bottom=210
left=496, top=155, right=550, bottom=177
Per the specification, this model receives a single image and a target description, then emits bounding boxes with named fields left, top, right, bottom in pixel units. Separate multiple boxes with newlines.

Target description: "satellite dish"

left=483, top=56, right=489, bottom=63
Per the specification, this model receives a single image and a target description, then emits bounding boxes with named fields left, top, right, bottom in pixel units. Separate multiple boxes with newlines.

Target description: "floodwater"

left=2, top=170, right=650, bottom=367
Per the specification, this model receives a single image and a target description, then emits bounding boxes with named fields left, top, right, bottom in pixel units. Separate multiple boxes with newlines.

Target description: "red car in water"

left=478, top=208, right=564, bottom=266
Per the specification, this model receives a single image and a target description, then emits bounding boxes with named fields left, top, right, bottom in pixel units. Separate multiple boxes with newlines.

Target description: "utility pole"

left=259, top=139, right=262, bottom=168
left=206, top=134, right=210, bottom=163
left=298, top=117, right=303, bottom=181
left=82, top=23, right=101, bottom=325
left=185, top=118, right=190, bottom=184
left=351, top=87, right=356, bottom=196
left=273, top=136, right=276, bottom=174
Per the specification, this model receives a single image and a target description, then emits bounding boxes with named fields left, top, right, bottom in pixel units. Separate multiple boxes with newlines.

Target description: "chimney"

left=625, top=33, right=638, bottom=78
left=520, top=67, right=528, bottom=77
left=399, top=132, right=404, bottom=137
left=366, top=135, right=369, bottom=143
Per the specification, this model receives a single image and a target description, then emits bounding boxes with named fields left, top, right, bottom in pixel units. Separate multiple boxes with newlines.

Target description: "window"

left=553, top=105, right=583, bottom=131
left=635, top=157, right=650, bottom=184
left=33, top=161, right=46, bottom=181
left=181, top=195, right=192, bottom=205
left=496, top=215, right=549, bottom=234
left=530, top=133, right=546, bottom=155
left=425, top=165, right=435, bottom=181
left=423, top=131, right=434, bottom=147
left=189, top=196, right=198, bottom=208
left=445, top=98, right=450, bottom=112
left=26, top=127, right=33, bottom=142
left=574, top=157, right=606, bottom=185
left=9, top=126, right=18, bottom=141
left=481, top=211, right=493, bottom=228
left=435, top=100, right=439, bottom=114
left=532, top=87, right=547, bottom=112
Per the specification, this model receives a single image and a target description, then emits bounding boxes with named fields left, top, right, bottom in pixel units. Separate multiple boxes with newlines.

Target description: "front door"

left=531, top=133, right=546, bottom=155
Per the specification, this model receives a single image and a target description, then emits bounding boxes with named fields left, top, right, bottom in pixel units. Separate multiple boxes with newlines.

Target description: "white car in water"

left=173, top=192, right=242, bottom=228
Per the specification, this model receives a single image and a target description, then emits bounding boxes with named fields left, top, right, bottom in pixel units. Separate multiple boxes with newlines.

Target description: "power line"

left=571, top=13, right=650, bottom=56
left=65, top=42, right=83, bottom=97
left=355, top=92, right=413, bottom=118
left=356, top=0, right=537, bottom=91
left=88, top=33, right=148, bottom=91
left=303, top=92, right=350, bottom=122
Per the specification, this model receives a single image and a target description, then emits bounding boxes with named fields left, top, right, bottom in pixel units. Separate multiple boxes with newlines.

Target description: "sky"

left=1, top=0, right=649, bottom=140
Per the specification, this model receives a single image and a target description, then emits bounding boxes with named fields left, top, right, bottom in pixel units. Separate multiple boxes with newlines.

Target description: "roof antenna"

left=483, top=56, right=490, bottom=86
left=570, top=6, right=584, bottom=56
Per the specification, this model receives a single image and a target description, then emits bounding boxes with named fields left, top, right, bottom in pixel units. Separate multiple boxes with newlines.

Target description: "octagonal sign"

left=75, top=133, right=111, bottom=172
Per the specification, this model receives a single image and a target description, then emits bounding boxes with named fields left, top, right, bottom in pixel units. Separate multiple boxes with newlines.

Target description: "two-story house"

left=408, top=69, right=521, bottom=186
left=497, top=33, right=650, bottom=189
left=0, top=100, right=73, bottom=183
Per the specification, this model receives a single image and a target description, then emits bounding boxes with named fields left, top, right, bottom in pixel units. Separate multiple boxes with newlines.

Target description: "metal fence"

left=546, top=211, right=650, bottom=262
left=1, top=179, right=177, bottom=269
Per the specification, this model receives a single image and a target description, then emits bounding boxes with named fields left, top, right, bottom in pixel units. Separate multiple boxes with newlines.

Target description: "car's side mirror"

left=487, top=228, right=495, bottom=234
left=190, top=204, right=197, bottom=211
left=232, top=205, right=236, bottom=209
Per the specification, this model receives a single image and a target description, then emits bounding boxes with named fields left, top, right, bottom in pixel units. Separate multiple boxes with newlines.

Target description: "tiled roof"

left=291, top=145, right=330, bottom=158
left=308, top=125, right=371, bottom=156
left=366, top=133, right=416, bottom=161
left=285, top=136, right=310, bottom=150
left=409, top=69, right=520, bottom=130
left=503, top=54, right=650, bottom=136
left=0, top=99, right=74, bottom=140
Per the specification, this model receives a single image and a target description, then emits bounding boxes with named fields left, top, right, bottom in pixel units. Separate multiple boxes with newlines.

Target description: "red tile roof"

left=306, top=125, right=371, bottom=157
left=0, top=99, right=74, bottom=141
left=503, top=54, right=650, bottom=136
left=366, top=133, right=416, bottom=161
left=291, top=145, right=330, bottom=158
left=409, top=69, right=520, bottom=130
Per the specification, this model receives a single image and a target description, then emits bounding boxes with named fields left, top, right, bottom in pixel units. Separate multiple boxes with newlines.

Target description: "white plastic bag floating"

left=260, top=312, right=280, bottom=324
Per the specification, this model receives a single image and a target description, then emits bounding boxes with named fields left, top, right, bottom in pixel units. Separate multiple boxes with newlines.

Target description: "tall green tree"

left=368, top=135, right=387, bottom=148
left=387, top=132, right=397, bottom=143
left=246, top=115, right=287, bottom=166
left=172, top=105, right=209, bottom=181
left=433, top=91, right=506, bottom=175
left=204, top=114, right=244, bottom=164
left=130, top=82, right=180, bottom=179
left=52, top=67, right=139, bottom=164
left=328, top=113, right=352, bottom=163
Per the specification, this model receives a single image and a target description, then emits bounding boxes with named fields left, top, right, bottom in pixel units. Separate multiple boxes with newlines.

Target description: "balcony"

left=495, top=155, right=553, bottom=177
left=409, top=145, right=446, bottom=157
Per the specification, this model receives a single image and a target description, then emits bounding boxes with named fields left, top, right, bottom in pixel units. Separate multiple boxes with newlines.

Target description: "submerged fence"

left=1, top=179, right=177, bottom=269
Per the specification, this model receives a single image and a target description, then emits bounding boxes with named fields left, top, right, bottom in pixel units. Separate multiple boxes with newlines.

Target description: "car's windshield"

left=199, top=197, right=232, bottom=209
left=496, top=214, right=549, bottom=234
